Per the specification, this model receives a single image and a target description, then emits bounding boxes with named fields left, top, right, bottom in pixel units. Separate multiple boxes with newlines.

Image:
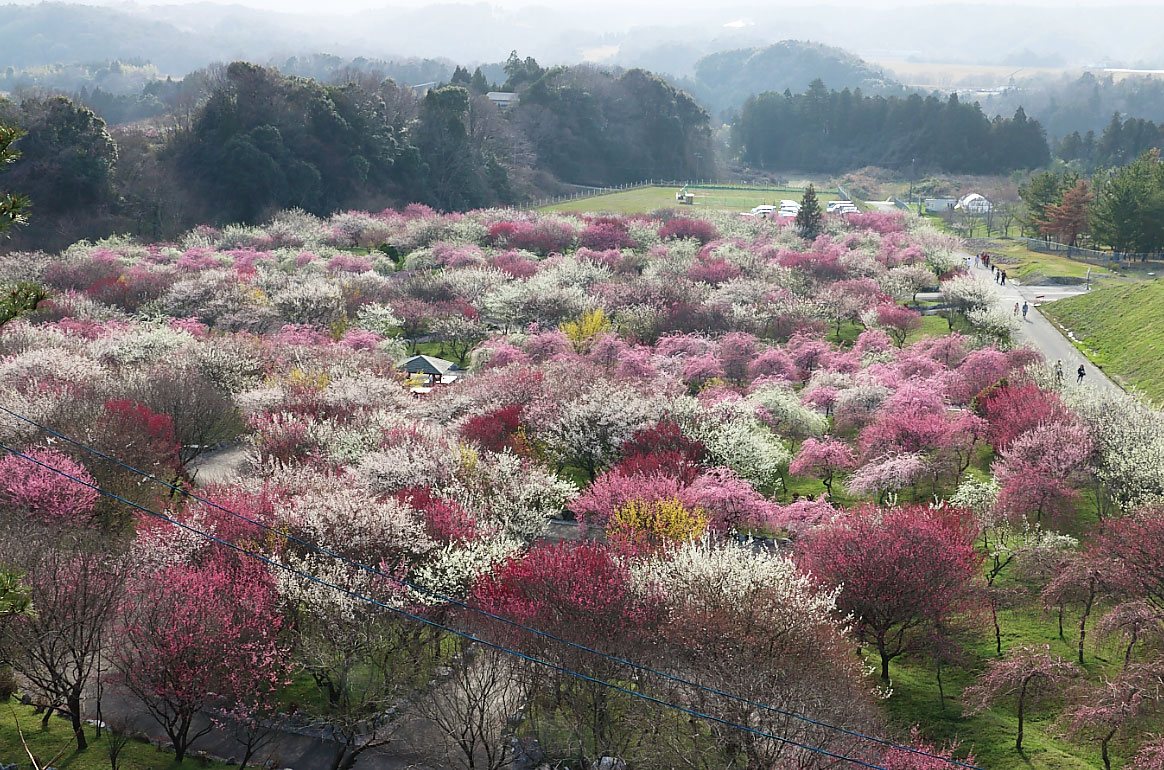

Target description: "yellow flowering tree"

left=560, top=308, right=612, bottom=353
left=608, top=498, right=709, bottom=555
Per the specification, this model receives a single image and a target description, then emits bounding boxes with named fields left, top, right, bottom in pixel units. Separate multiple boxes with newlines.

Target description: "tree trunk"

left=1016, top=680, right=1029, bottom=752
left=936, top=662, right=946, bottom=710
left=992, top=600, right=1003, bottom=656
left=1101, top=731, right=1115, bottom=770
left=1079, top=578, right=1097, bottom=665
left=879, top=647, right=891, bottom=683
left=68, top=693, right=87, bottom=751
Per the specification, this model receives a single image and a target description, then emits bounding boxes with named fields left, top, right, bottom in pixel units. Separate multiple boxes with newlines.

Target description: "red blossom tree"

left=797, top=504, right=983, bottom=681
left=976, top=382, right=1070, bottom=450
left=470, top=541, right=661, bottom=652
left=469, top=542, right=663, bottom=763
left=875, top=303, right=923, bottom=347
left=616, top=420, right=707, bottom=482
left=113, top=561, right=290, bottom=762
left=658, top=217, right=718, bottom=244
left=459, top=403, right=527, bottom=454
left=964, top=644, right=1078, bottom=752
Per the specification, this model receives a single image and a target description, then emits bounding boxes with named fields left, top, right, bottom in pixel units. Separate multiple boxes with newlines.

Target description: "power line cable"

left=0, top=440, right=893, bottom=770
left=0, top=405, right=983, bottom=769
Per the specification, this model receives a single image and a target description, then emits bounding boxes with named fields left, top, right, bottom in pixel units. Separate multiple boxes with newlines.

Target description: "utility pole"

left=909, top=157, right=917, bottom=205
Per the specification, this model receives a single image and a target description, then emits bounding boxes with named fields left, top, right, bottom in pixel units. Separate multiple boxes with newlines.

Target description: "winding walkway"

left=960, top=251, right=1123, bottom=396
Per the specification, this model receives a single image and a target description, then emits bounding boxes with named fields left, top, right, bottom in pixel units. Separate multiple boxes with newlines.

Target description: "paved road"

left=960, top=251, right=1123, bottom=396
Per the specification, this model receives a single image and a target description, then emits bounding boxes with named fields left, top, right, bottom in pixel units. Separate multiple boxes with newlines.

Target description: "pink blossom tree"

left=789, top=438, right=857, bottom=496
left=1062, top=665, right=1162, bottom=770
left=0, top=447, right=99, bottom=524
left=993, top=422, right=1094, bottom=524
left=963, top=644, right=1079, bottom=752
left=881, top=727, right=975, bottom=770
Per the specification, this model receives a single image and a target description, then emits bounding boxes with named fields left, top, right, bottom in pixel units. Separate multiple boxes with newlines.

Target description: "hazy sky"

left=18, top=0, right=1159, bottom=11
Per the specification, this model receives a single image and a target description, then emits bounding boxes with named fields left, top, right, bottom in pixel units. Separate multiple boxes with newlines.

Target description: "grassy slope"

left=1041, top=278, right=1164, bottom=402
left=992, top=242, right=1119, bottom=286
left=542, top=185, right=839, bottom=214
left=0, top=699, right=232, bottom=769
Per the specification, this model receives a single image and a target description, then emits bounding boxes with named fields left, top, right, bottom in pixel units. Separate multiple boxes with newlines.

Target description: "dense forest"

left=0, top=56, right=714, bottom=249
left=983, top=71, right=1164, bottom=147
left=1056, top=112, right=1164, bottom=171
left=731, top=81, right=1051, bottom=175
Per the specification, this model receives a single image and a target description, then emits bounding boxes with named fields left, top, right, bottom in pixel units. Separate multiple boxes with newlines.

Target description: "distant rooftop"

left=399, top=355, right=460, bottom=376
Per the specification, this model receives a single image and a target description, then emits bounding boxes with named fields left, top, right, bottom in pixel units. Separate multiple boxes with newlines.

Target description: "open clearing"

left=541, top=184, right=842, bottom=214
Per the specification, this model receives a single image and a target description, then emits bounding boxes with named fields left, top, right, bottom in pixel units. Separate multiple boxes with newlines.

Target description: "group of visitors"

left=1052, top=359, right=1087, bottom=386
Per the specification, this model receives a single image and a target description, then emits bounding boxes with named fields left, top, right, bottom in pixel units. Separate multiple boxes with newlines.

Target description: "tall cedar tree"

left=1041, top=179, right=1092, bottom=246
left=796, top=183, right=823, bottom=240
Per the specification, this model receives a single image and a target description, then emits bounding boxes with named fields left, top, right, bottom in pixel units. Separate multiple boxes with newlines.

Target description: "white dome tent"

left=954, top=193, right=992, bottom=215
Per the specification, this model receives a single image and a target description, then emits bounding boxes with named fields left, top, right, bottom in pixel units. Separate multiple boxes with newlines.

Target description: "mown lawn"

left=1041, top=278, right=1164, bottom=402
left=884, top=601, right=1115, bottom=770
left=0, top=698, right=232, bottom=770
left=542, top=185, right=839, bottom=215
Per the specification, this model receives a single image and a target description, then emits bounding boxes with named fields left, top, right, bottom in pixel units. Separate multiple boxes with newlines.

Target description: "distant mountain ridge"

left=685, top=41, right=905, bottom=119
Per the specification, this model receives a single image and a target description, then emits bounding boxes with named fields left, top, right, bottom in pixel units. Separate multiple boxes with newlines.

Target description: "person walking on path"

left=1055, top=360, right=1064, bottom=387
left=1022, top=301, right=1029, bottom=320
left=1001, top=270, right=1008, bottom=285
left=1014, top=302, right=1020, bottom=316
left=1077, top=364, right=1086, bottom=384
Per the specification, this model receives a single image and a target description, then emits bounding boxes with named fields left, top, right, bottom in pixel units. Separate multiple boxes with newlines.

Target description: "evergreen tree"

left=0, top=282, right=48, bottom=330
left=1040, top=179, right=1091, bottom=246
left=0, top=122, right=29, bottom=236
left=1092, top=149, right=1164, bottom=257
left=0, top=570, right=32, bottom=618
left=469, top=67, right=490, bottom=95
left=796, top=183, right=823, bottom=240
left=1019, top=170, right=1077, bottom=235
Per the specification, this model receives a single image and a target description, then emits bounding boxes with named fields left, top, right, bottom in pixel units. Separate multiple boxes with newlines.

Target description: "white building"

left=486, top=92, right=519, bottom=112
left=954, top=193, right=992, bottom=215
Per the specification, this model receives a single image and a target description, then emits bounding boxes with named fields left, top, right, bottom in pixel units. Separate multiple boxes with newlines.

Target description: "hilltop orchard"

left=3, top=206, right=1164, bottom=769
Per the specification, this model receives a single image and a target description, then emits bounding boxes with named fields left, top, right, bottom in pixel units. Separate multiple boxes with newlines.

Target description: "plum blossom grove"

left=0, top=203, right=1161, bottom=768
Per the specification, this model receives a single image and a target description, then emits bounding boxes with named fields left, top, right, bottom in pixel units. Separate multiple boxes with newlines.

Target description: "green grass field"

left=0, top=699, right=232, bottom=769
left=991, top=242, right=1119, bottom=287
left=1041, top=278, right=1164, bottom=402
left=542, top=185, right=840, bottom=214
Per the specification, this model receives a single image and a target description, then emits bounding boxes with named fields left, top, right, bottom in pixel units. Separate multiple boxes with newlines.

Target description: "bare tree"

left=125, top=362, right=242, bottom=470
left=416, top=643, right=526, bottom=770
left=287, top=578, right=437, bottom=770
left=996, top=200, right=1021, bottom=238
